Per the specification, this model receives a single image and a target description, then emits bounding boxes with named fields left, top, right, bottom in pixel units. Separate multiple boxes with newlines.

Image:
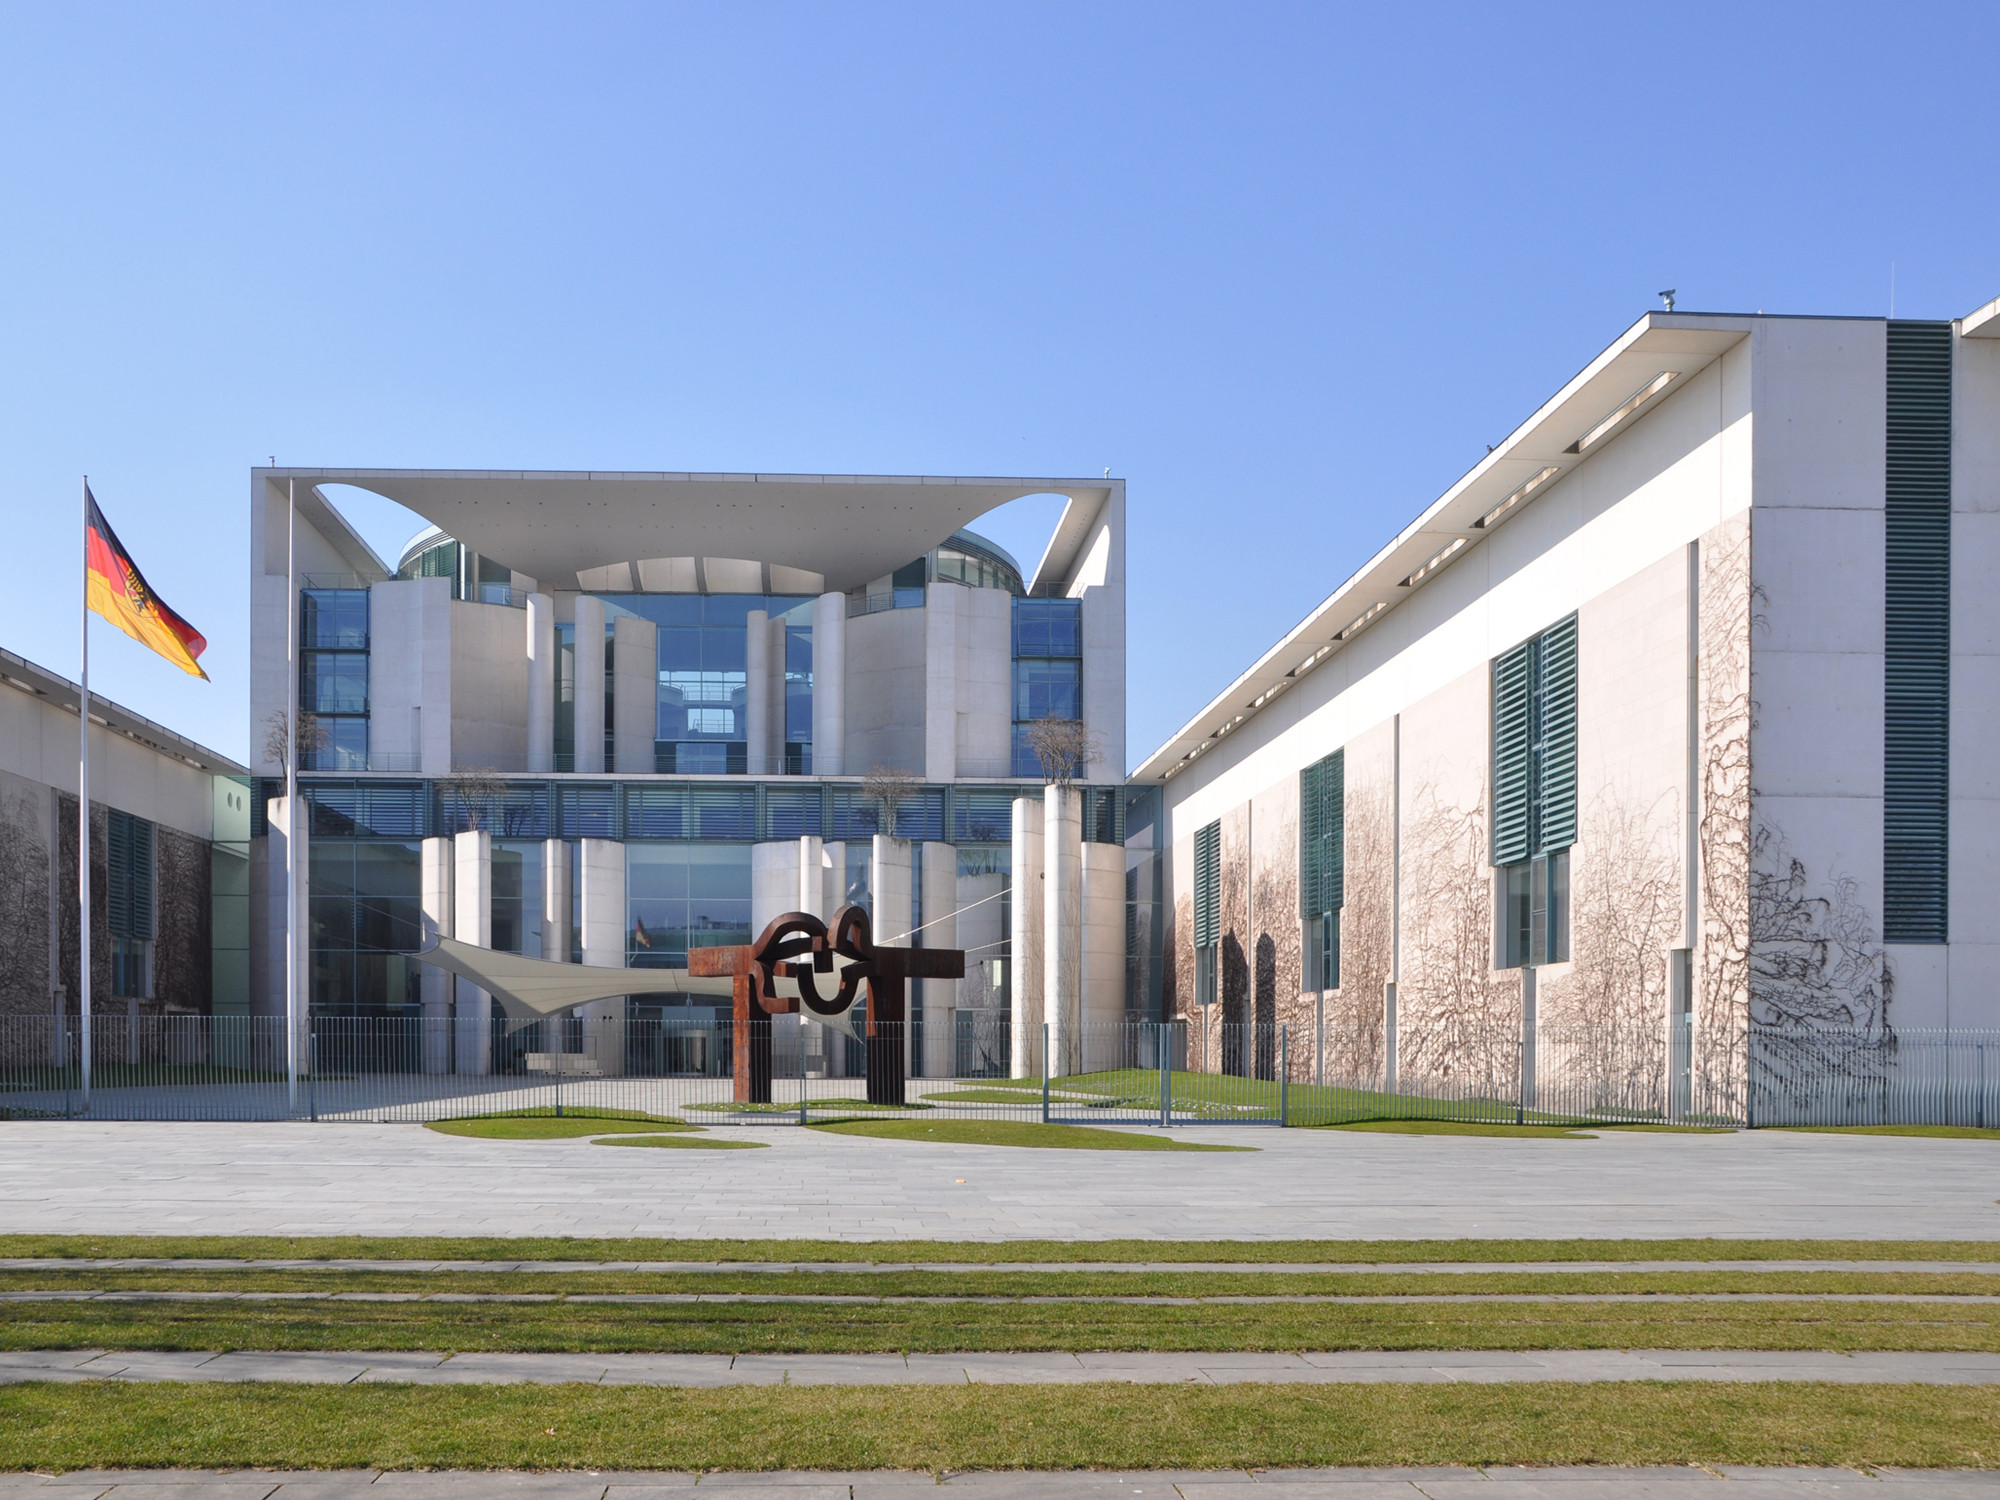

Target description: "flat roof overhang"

left=260, top=469, right=1116, bottom=597
left=1132, top=311, right=1763, bottom=784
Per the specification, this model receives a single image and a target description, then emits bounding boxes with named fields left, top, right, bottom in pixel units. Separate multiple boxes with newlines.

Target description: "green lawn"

left=688, top=1098, right=931, bottom=1113
left=5, top=1285, right=1997, bottom=1355
left=808, top=1119, right=1250, bottom=1151
left=427, top=1113, right=701, bottom=1140
left=592, top=1134, right=766, bottom=1150
left=940, top=1067, right=1685, bottom=1128
left=3, top=1381, right=1996, bottom=1473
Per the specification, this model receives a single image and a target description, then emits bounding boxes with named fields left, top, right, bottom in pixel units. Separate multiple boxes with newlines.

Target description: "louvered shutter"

left=106, top=810, right=132, bottom=938
left=1490, top=644, right=1532, bottom=865
left=1193, top=820, right=1221, bottom=949
left=1536, top=614, right=1578, bottom=854
left=1298, top=750, right=1345, bottom=917
left=1884, top=320, right=1952, bottom=942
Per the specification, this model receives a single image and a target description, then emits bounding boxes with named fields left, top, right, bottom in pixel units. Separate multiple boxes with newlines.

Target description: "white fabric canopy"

left=416, top=935, right=733, bottom=1032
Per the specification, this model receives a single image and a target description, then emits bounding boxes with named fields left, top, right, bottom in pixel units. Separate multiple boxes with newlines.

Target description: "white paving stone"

left=3, top=1122, right=1999, bottom=1242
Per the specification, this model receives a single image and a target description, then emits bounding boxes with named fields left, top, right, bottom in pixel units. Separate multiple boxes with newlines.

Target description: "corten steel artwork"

left=689, top=906, right=965, bottom=1106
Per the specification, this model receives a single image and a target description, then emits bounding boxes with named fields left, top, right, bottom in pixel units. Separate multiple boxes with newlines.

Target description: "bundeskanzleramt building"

left=1133, top=299, right=2000, bottom=1120
left=247, top=470, right=1132, bottom=1079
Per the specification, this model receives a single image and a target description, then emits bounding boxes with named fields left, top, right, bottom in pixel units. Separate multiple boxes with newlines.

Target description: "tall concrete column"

left=745, top=608, right=770, bottom=776
left=872, top=835, right=912, bottom=1077
left=453, top=830, right=493, bottom=1075
left=540, top=837, right=569, bottom=1056
left=768, top=616, right=789, bottom=771
left=797, top=835, right=824, bottom=918
left=573, top=595, right=606, bottom=773
left=923, top=585, right=957, bottom=782
left=578, top=837, right=627, bottom=1076
left=1009, top=795, right=1044, bottom=1078
left=1043, top=784, right=1082, bottom=1077
left=920, top=841, right=957, bottom=1078
left=525, top=592, right=555, bottom=773
left=612, top=615, right=658, bottom=775
left=541, top=838, right=569, bottom=962
left=1079, top=840, right=1126, bottom=1073
left=811, top=592, right=845, bottom=776
left=263, top=795, right=310, bottom=1076
left=420, top=837, right=454, bottom=1073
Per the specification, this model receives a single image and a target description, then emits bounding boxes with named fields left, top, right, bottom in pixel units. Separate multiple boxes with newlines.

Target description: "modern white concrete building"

left=1132, top=299, right=2000, bottom=1119
left=246, top=471, right=1131, bottom=1080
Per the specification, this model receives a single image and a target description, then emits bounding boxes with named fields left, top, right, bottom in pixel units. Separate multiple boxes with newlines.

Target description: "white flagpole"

left=286, top=478, right=299, bottom=1108
left=78, top=477, right=92, bottom=1106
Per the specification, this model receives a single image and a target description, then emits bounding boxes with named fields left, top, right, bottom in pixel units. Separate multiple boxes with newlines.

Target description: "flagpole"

left=286, top=478, right=299, bottom=1109
left=78, top=477, right=92, bottom=1107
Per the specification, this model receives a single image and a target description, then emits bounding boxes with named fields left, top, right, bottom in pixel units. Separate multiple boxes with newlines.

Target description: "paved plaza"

left=0, top=1122, right=1995, bottom=1241
left=3, top=1467, right=1998, bottom=1498
left=6, top=1348, right=2000, bottom=1388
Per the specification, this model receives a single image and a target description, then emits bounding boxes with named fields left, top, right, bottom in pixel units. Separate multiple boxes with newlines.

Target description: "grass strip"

left=592, top=1135, right=766, bottom=1150
left=0, top=1236, right=1994, bottom=1264
left=4, top=1294, right=1998, bottom=1354
left=807, top=1120, right=1248, bottom=1150
left=4, top=1380, right=1999, bottom=1472
left=426, top=1117, right=701, bottom=1140
left=5, top=1270, right=1998, bottom=1298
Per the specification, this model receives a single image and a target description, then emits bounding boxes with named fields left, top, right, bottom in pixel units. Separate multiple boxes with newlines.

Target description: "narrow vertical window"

left=1491, top=615, right=1577, bottom=967
left=1884, top=320, right=1952, bottom=942
left=1299, top=749, right=1344, bottom=990
left=1193, top=819, right=1221, bottom=1006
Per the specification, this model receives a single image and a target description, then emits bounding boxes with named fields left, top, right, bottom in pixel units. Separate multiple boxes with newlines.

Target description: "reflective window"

left=492, top=841, right=545, bottom=957
left=301, top=653, right=369, bottom=715
left=301, top=590, right=369, bottom=649
left=1013, top=659, right=1081, bottom=722
left=627, top=843, right=752, bottom=969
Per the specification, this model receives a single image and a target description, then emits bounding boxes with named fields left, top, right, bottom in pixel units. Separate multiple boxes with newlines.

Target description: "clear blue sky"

left=2, top=2, right=1994, bottom=768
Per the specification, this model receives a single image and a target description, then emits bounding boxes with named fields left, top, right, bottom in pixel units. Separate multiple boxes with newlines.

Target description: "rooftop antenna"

left=1103, top=467, right=1110, bottom=478
left=1658, top=289, right=1676, bottom=313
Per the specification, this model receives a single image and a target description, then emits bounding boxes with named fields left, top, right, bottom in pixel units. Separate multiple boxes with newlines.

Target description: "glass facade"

left=300, top=588, right=370, bottom=771
left=596, top=594, right=814, bottom=775
left=307, top=837, right=422, bottom=1015
left=1011, top=598, right=1084, bottom=776
left=627, top=843, right=752, bottom=970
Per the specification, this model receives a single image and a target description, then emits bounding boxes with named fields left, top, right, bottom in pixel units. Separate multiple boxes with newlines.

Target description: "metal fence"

left=0, top=1014, right=1994, bottom=1128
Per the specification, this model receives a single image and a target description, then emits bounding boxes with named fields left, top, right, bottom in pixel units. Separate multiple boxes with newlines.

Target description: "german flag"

left=86, top=487, right=209, bottom=679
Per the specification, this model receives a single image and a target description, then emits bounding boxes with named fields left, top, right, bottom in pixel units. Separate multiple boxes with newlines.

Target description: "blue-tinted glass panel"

left=305, top=783, right=425, bottom=838
left=311, top=717, right=370, bottom=771
left=954, top=790, right=1018, bottom=843
left=1012, top=598, right=1082, bottom=658
left=765, top=786, right=824, bottom=839
left=301, top=590, right=369, bottom=649
left=301, top=653, right=369, bottom=715
left=491, top=840, right=544, bottom=957
left=627, top=844, right=752, bottom=968
left=559, top=783, right=617, bottom=839
left=1013, top=659, right=1081, bottom=722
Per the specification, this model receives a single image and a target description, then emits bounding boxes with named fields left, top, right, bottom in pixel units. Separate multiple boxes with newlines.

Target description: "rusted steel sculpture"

left=687, top=904, right=965, bottom=1107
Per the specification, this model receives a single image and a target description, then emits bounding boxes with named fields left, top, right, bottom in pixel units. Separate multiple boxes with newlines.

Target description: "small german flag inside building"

left=85, top=486, right=209, bottom=679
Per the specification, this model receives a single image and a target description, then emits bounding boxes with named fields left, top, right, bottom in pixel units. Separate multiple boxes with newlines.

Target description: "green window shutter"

left=1324, top=748, right=1344, bottom=912
left=105, top=809, right=155, bottom=941
left=1490, top=643, right=1532, bottom=865
left=1299, top=749, right=1345, bottom=917
left=1536, top=613, right=1578, bottom=854
left=1193, top=820, right=1221, bottom=949
left=1884, top=320, right=1952, bottom=942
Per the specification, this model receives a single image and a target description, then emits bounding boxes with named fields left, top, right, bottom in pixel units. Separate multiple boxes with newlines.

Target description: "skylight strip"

left=1565, top=372, right=1678, bottom=455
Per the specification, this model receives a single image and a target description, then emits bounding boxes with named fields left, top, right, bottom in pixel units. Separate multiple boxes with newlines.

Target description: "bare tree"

left=862, top=765, right=921, bottom=838
left=1023, top=717, right=1100, bottom=787
left=262, top=709, right=330, bottom=773
left=440, top=768, right=507, bottom=832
